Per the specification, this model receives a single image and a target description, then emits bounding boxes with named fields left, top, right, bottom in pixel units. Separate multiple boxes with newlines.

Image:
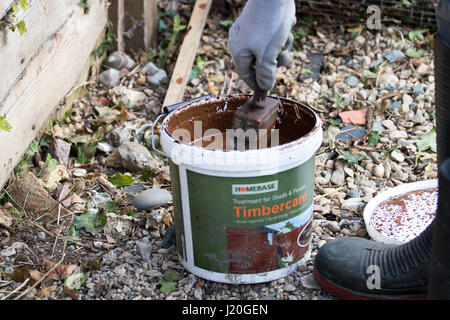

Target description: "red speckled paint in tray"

left=370, top=188, right=437, bottom=243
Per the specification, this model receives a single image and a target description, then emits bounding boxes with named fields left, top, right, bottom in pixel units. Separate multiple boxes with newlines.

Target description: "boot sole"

left=313, top=269, right=427, bottom=300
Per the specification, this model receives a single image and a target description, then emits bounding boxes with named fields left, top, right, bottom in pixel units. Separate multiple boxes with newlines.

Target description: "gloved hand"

left=228, top=0, right=296, bottom=91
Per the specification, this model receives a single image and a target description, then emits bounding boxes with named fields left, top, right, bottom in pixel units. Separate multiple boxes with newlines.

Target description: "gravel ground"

left=0, top=3, right=437, bottom=300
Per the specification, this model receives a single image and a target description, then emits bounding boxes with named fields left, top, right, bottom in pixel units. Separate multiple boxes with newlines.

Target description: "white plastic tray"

left=363, top=179, right=438, bottom=245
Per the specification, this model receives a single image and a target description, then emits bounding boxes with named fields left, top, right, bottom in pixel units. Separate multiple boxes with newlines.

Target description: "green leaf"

left=14, top=159, right=30, bottom=178
left=157, top=281, right=176, bottom=293
left=292, top=27, right=308, bottom=41
left=26, top=140, right=40, bottom=156
left=326, top=119, right=341, bottom=126
left=108, top=173, right=135, bottom=188
left=402, top=0, right=412, bottom=8
left=105, top=201, right=120, bottom=212
left=339, top=150, right=367, bottom=164
left=163, top=271, right=180, bottom=282
left=408, top=29, right=429, bottom=42
left=219, top=20, right=233, bottom=28
left=16, top=20, right=27, bottom=36
left=362, top=69, right=376, bottom=78
left=64, top=272, right=87, bottom=291
left=73, top=211, right=107, bottom=235
left=416, top=128, right=437, bottom=153
left=67, top=225, right=82, bottom=245
left=45, top=154, right=59, bottom=171
left=0, top=116, right=12, bottom=132
left=127, top=211, right=139, bottom=218
left=301, top=68, right=312, bottom=75
left=406, top=48, right=427, bottom=58
left=64, top=110, right=71, bottom=124
left=367, top=131, right=380, bottom=147
left=19, top=0, right=29, bottom=10
left=188, top=66, right=200, bottom=84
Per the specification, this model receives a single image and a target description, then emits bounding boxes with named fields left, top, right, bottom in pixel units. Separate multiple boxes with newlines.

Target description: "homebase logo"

left=232, top=180, right=278, bottom=195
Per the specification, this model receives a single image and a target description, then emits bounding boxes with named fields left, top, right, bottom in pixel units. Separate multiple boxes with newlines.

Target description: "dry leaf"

left=37, top=286, right=58, bottom=298
left=63, top=285, right=78, bottom=300
left=347, top=24, right=364, bottom=33
left=29, top=269, right=43, bottom=282
left=43, top=259, right=80, bottom=281
left=7, top=172, right=60, bottom=218
left=0, top=209, right=13, bottom=228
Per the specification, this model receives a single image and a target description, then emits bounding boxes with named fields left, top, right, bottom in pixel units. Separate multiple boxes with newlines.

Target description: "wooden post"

left=108, top=0, right=158, bottom=53
left=117, top=0, right=125, bottom=52
left=144, top=0, right=158, bottom=50
left=163, top=0, right=213, bottom=107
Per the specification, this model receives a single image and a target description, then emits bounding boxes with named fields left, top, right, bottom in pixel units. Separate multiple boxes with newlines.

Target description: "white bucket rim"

left=160, top=95, right=323, bottom=174
left=363, top=179, right=438, bottom=245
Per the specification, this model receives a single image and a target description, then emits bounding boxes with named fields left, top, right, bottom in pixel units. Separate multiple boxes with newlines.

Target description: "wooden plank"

left=124, top=0, right=144, bottom=53
left=163, top=0, right=212, bottom=107
left=0, top=0, right=80, bottom=106
left=0, top=0, right=14, bottom=19
left=0, top=0, right=108, bottom=189
left=107, top=0, right=157, bottom=53
left=143, top=0, right=158, bottom=50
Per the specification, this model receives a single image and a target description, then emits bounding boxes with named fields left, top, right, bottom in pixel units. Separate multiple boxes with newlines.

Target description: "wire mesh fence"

left=297, top=0, right=439, bottom=29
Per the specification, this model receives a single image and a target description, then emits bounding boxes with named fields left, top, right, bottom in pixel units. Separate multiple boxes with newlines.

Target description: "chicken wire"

left=297, top=0, right=439, bottom=29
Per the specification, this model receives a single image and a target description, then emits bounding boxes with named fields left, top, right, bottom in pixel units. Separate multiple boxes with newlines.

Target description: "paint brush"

left=229, top=86, right=280, bottom=150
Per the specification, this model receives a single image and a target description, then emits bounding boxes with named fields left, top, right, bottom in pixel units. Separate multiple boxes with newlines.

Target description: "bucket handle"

left=151, top=94, right=214, bottom=158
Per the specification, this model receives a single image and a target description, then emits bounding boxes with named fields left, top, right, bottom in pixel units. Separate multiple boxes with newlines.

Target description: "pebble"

left=381, top=119, right=396, bottom=130
left=142, top=63, right=168, bottom=87
left=106, top=142, right=159, bottom=171
left=383, top=50, right=404, bottom=63
left=390, top=150, right=405, bottom=163
left=136, top=241, right=153, bottom=261
left=413, top=84, right=425, bottom=95
left=344, top=75, right=360, bottom=87
left=37, top=232, right=46, bottom=241
left=284, top=284, right=296, bottom=292
left=73, top=168, right=87, bottom=177
left=325, top=221, right=340, bottom=233
left=416, top=64, right=429, bottom=75
left=347, top=188, right=362, bottom=198
left=378, top=73, right=399, bottom=88
left=331, top=167, right=345, bottom=185
left=402, top=94, right=414, bottom=107
left=354, top=35, right=366, bottom=45
left=105, top=51, right=136, bottom=70
left=194, top=288, right=203, bottom=300
left=133, top=189, right=173, bottom=211
left=300, top=274, right=320, bottom=289
left=141, top=288, right=152, bottom=297
left=94, top=241, right=103, bottom=249
left=341, top=198, right=365, bottom=212
left=373, top=163, right=385, bottom=178
left=98, top=69, right=120, bottom=86
left=389, top=130, right=408, bottom=140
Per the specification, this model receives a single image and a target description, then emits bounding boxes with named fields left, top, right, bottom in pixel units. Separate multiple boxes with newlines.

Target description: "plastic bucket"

left=363, top=179, right=438, bottom=245
left=158, top=95, right=322, bottom=284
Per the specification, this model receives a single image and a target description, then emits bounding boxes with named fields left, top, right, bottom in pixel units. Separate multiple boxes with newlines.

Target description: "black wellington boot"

left=313, top=224, right=433, bottom=299
left=313, top=2, right=450, bottom=300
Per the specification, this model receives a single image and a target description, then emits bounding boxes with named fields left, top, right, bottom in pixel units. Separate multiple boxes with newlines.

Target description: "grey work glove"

left=228, top=0, right=296, bottom=91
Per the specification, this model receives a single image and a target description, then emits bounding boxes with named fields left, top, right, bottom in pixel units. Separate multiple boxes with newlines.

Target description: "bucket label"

left=232, top=180, right=278, bottom=195
left=171, top=157, right=315, bottom=275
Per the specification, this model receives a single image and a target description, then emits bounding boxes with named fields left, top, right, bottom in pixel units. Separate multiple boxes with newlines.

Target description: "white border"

left=363, top=179, right=438, bottom=244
